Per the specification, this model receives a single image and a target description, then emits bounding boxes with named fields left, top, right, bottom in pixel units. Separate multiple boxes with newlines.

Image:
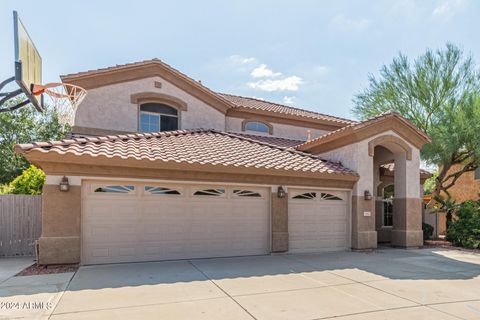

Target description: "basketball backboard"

left=1, top=10, right=86, bottom=120
left=13, top=11, right=43, bottom=112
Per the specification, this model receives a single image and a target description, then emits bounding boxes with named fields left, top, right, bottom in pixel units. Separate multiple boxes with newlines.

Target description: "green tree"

left=353, top=43, right=480, bottom=198
left=5, top=165, right=46, bottom=195
left=423, top=171, right=438, bottom=195
left=0, top=99, right=69, bottom=184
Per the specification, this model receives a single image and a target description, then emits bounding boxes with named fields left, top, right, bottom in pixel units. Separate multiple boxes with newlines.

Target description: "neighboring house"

left=15, top=59, right=431, bottom=265
left=445, top=164, right=480, bottom=202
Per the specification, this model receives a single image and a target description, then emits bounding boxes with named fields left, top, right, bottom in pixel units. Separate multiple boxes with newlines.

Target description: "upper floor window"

left=475, top=167, right=480, bottom=180
left=139, top=103, right=178, bottom=133
left=244, top=121, right=271, bottom=134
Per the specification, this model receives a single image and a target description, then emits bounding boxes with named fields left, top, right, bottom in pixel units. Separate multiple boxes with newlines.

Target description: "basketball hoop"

left=32, top=83, right=87, bottom=125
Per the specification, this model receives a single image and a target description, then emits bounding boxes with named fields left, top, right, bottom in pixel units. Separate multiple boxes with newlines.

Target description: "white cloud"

left=283, top=96, right=295, bottom=104
left=228, top=55, right=256, bottom=65
left=250, top=64, right=282, bottom=78
left=432, top=0, right=470, bottom=20
left=248, top=76, right=303, bottom=92
left=329, top=14, right=370, bottom=32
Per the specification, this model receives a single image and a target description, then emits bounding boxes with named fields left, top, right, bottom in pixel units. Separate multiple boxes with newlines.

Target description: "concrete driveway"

left=2, top=248, right=480, bottom=320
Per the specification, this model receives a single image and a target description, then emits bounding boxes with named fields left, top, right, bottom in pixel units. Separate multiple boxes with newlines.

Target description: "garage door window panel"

left=233, top=189, right=263, bottom=198
left=292, top=192, right=317, bottom=200
left=320, top=193, right=343, bottom=201
left=193, top=188, right=226, bottom=197
left=93, top=185, right=135, bottom=194
left=144, top=186, right=181, bottom=196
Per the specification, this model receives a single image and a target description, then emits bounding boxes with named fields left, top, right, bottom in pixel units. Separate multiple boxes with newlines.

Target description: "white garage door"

left=82, top=182, right=269, bottom=265
left=288, top=189, right=349, bottom=253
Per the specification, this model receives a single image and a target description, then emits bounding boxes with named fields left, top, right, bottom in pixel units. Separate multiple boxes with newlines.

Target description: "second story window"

left=244, top=121, right=271, bottom=134
left=139, top=103, right=178, bottom=133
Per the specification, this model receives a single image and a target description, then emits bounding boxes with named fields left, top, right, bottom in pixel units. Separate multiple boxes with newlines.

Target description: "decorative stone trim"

left=130, top=92, right=188, bottom=111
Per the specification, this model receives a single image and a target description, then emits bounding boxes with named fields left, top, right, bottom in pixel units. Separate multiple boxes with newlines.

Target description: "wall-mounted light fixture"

left=277, top=186, right=286, bottom=198
left=59, top=176, right=69, bottom=192
left=364, top=190, right=372, bottom=201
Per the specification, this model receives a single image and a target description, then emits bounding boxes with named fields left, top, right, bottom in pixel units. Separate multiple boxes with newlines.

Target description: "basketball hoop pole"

left=0, top=75, right=33, bottom=112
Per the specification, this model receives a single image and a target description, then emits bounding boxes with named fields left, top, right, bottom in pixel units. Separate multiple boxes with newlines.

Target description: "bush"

left=446, top=200, right=480, bottom=249
left=7, top=165, right=46, bottom=195
left=0, top=184, right=12, bottom=194
left=422, top=222, right=434, bottom=240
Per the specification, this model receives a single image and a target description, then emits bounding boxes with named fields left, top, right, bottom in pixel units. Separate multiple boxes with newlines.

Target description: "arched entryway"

left=370, top=135, right=423, bottom=247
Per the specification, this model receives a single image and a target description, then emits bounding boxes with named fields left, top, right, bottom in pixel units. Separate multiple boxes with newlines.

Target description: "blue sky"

left=1, top=0, right=479, bottom=120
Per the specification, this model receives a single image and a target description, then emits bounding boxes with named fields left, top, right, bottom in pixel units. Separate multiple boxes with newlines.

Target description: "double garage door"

left=82, top=181, right=349, bottom=265
left=82, top=182, right=270, bottom=265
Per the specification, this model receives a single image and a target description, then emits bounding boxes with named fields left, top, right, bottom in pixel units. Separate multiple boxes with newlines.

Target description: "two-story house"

left=16, top=59, right=431, bottom=265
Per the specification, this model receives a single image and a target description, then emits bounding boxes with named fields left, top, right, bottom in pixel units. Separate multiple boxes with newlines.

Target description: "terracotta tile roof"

left=220, top=93, right=356, bottom=125
left=297, top=111, right=431, bottom=151
left=381, top=163, right=432, bottom=177
left=16, top=129, right=358, bottom=177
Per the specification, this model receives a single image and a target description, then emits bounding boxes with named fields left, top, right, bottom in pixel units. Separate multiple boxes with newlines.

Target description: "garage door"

left=82, top=182, right=269, bottom=264
left=288, top=189, right=349, bottom=253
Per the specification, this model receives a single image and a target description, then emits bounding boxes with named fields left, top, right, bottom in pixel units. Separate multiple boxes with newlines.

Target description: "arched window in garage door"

left=292, top=191, right=343, bottom=201
left=144, top=186, right=181, bottom=195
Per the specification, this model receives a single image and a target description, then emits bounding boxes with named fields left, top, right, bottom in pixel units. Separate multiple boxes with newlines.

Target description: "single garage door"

left=288, top=189, right=349, bottom=253
left=82, top=181, right=269, bottom=264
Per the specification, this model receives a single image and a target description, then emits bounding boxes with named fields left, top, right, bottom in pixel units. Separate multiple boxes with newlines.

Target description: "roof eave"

left=22, top=150, right=359, bottom=183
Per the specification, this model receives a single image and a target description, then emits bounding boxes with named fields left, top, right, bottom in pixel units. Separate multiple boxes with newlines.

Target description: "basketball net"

left=32, top=83, right=87, bottom=125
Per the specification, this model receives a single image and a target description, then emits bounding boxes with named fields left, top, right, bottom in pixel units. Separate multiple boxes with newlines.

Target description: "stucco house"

left=445, top=164, right=480, bottom=202
left=15, top=59, right=431, bottom=265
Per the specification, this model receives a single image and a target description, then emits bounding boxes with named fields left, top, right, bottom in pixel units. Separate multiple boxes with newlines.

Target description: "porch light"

left=277, top=186, right=286, bottom=198
left=59, top=176, right=69, bottom=192
left=364, top=190, right=372, bottom=201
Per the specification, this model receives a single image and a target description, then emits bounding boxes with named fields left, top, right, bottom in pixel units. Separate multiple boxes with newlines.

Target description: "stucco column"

left=351, top=156, right=377, bottom=250
left=391, top=152, right=423, bottom=247
left=271, top=191, right=288, bottom=252
left=351, top=194, right=377, bottom=249
left=38, top=182, right=81, bottom=264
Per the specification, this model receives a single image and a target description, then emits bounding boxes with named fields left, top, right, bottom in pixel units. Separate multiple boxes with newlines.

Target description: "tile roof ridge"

left=218, top=92, right=357, bottom=124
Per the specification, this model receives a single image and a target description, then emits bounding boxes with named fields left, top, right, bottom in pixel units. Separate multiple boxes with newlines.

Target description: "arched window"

left=139, top=103, right=178, bottom=132
left=244, top=121, right=271, bottom=134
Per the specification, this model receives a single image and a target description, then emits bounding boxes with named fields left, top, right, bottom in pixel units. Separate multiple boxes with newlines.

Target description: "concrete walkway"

left=0, top=257, right=35, bottom=284
left=2, top=248, right=480, bottom=319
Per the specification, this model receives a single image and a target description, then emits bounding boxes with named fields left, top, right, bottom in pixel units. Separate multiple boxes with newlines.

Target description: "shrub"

left=7, top=165, right=46, bottom=195
left=446, top=200, right=480, bottom=249
left=0, top=184, right=12, bottom=194
left=422, top=222, right=434, bottom=240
